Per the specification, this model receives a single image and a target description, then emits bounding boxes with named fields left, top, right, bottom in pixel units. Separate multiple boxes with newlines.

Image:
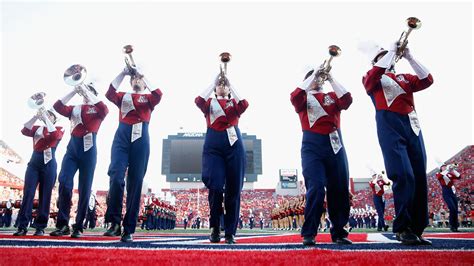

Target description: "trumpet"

left=27, top=92, right=56, bottom=124
left=28, top=92, right=47, bottom=121
left=123, top=45, right=139, bottom=77
left=395, top=17, right=422, bottom=62
left=218, top=52, right=231, bottom=85
left=63, top=64, right=93, bottom=99
left=316, top=45, right=341, bottom=83
left=123, top=45, right=150, bottom=92
left=447, top=163, right=459, bottom=171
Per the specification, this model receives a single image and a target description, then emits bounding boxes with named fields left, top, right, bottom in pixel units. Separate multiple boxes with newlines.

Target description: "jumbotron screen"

left=162, top=133, right=262, bottom=182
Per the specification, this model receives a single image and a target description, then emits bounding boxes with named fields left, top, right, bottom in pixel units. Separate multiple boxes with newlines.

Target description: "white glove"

left=111, top=68, right=128, bottom=89
left=83, top=88, right=100, bottom=104
left=328, top=74, right=348, bottom=98
left=374, top=41, right=397, bottom=69
left=24, top=115, right=39, bottom=130
left=229, top=84, right=242, bottom=102
left=403, top=47, right=414, bottom=61
left=298, top=71, right=316, bottom=91
left=404, top=47, right=430, bottom=79
left=41, top=112, right=56, bottom=133
left=142, top=76, right=155, bottom=91
left=452, top=169, right=461, bottom=178
left=122, top=67, right=132, bottom=76
left=389, top=41, right=398, bottom=52
left=200, top=74, right=220, bottom=100
left=60, top=90, right=77, bottom=104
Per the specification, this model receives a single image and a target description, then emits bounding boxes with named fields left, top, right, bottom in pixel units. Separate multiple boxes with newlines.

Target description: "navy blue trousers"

left=442, top=186, right=459, bottom=229
left=376, top=110, right=428, bottom=235
left=373, top=195, right=386, bottom=230
left=57, top=135, right=97, bottom=229
left=83, top=208, right=97, bottom=229
left=202, top=127, right=245, bottom=236
left=300, top=130, right=350, bottom=239
left=106, top=122, right=150, bottom=234
left=145, top=213, right=153, bottom=230
left=17, top=149, right=58, bottom=230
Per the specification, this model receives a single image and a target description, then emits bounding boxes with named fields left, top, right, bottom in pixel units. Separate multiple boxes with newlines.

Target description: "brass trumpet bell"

left=328, top=45, right=341, bottom=57
left=27, top=92, right=46, bottom=109
left=64, top=64, right=87, bottom=86
left=406, top=17, right=422, bottom=30
left=395, top=17, right=422, bottom=62
left=220, top=52, right=231, bottom=63
left=219, top=52, right=232, bottom=76
left=123, top=45, right=134, bottom=54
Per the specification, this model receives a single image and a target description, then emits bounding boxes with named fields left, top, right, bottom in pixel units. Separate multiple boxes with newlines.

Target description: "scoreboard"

left=280, top=169, right=298, bottom=189
left=162, top=132, right=262, bottom=182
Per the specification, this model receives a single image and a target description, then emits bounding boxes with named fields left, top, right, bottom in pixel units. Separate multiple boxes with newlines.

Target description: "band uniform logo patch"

left=225, top=100, right=234, bottom=109
left=138, top=95, right=148, bottom=103
left=323, top=95, right=335, bottom=106
left=396, top=75, right=409, bottom=83
left=86, top=107, right=97, bottom=114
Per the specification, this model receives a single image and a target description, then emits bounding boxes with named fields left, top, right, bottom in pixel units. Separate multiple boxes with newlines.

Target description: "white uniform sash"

left=210, top=98, right=238, bottom=146
left=408, top=110, right=421, bottom=136
left=121, top=93, right=136, bottom=119
left=306, top=92, right=328, bottom=128
left=381, top=75, right=406, bottom=107
left=71, top=105, right=83, bottom=132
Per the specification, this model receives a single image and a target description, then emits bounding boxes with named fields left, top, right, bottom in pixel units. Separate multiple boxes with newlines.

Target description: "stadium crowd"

left=1, top=145, right=472, bottom=230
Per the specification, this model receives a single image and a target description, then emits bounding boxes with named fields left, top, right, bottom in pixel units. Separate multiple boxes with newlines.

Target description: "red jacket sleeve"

left=21, top=126, right=38, bottom=137
left=105, top=85, right=122, bottom=107
left=233, top=99, right=249, bottom=116
left=148, top=88, right=163, bottom=109
left=290, top=88, right=307, bottom=113
left=195, top=96, right=209, bottom=114
left=53, top=100, right=74, bottom=118
left=335, top=92, right=353, bottom=111
left=405, top=73, right=434, bottom=93
left=95, top=101, right=109, bottom=120
left=362, top=66, right=386, bottom=95
left=435, top=173, right=443, bottom=182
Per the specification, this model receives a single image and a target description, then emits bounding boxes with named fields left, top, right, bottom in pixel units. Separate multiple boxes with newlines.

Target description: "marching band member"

left=103, top=67, right=163, bottom=242
left=50, top=84, right=108, bottom=238
left=195, top=70, right=249, bottom=244
left=290, top=64, right=353, bottom=246
left=83, top=191, right=99, bottom=229
left=362, top=41, right=434, bottom=245
left=369, top=173, right=391, bottom=231
left=14, top=104, right=64, bottom=236
left=298, top=195, right=305, bottom=228
left=436, top=163, right=462, bottom=232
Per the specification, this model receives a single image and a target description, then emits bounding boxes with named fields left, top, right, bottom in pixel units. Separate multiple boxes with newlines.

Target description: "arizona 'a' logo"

left=138, top=95, right=148, bottom=103
left=86, top=107, right=97, bottom=114
left=323, top=95, right=335, bottom=106
left=396, top=75, right=409, bottom=83
left=225, top=100, right=234, bottom=109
